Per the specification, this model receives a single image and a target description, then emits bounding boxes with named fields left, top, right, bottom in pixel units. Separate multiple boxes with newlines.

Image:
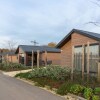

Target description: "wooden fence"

left=74, top=53, right=99, bottom=73
left=71, top=43, right=100, bottom=81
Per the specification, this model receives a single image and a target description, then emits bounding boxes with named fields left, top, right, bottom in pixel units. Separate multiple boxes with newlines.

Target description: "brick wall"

left=42, top=52, right=61, bottom=65
left=7, top=55, right=18, bottom=63
left=61, top=40, right=72, bottom=67
left=60, top=32, right=99, bottom=67
left=71, top=32, right=98, bottom=46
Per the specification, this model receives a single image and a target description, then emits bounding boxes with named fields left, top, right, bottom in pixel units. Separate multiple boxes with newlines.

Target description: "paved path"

left=3, top=69, right=32, bottom=77
left=0, top=72, right=65, bottom=100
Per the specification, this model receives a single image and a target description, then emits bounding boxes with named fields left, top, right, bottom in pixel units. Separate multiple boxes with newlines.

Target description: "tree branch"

left=85, top=21, right=100, bottom=27
left=90, top=0, right=100, bottom=7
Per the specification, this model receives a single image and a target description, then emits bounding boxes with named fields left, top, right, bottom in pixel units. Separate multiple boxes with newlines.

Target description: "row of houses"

left=0, top=45, right=61, bottom=66
left=1, top=29, right=100, bottom=72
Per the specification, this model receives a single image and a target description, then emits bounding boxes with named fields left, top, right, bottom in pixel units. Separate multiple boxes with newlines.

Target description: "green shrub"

left=92, top=95, right=100, bottom=100
left=0, top=62, right=29, bottom=71
left=31, top=66, right=70, bottom=81
left=94, top=87, right=100, bottom=95
left=84, top=88, right=93, bottom=100
left=70, top=84, right=85, bottom=95
left=57, top=82, right=73, bottom=95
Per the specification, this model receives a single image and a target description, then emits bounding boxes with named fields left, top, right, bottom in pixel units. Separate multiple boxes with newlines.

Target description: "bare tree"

left=6, top=40, right=17, bottom=50
left=86, top=0, right=100, bottom=26
left=85, top=21, right=100, bottom=27
left=91, top=0, right=100, bottom=8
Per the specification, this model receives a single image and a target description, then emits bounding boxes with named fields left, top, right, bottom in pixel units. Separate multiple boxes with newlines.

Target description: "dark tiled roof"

left=56, top=29, right=100, bottom=48
left=1, top=51, right=16, bottom=56
left=75, top=29, right=100, bottom=39
left=17, top=45, right=61, bottom=53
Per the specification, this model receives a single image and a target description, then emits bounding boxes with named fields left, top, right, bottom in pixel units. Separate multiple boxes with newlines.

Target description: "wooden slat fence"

left=74, top=52, right=99, bottom=73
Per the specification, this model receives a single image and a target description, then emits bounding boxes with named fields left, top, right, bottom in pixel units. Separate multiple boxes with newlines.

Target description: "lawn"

left=15, top=66, right=100, bottom=100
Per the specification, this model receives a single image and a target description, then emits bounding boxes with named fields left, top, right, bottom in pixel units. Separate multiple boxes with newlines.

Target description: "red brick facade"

left=42, top=52, right=61, bottom=65
left=61, top=40, right=72, bottom=67
left=3, top=55, right=18, bottom=63
left=8, top=55, right=18, bottom=63
left=72, top=33, right=98, bottom=46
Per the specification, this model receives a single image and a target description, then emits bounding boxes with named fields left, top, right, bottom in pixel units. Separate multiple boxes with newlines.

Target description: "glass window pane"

left=74, top=47, right=82, bottom=53
left=85, top=45, right=99, bottom=55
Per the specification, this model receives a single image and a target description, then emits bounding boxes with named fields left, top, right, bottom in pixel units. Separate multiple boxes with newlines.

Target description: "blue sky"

left=0, top=0, right=100, bottom=48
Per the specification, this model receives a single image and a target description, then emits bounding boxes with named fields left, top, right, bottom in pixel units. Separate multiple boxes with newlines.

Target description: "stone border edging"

left=66, top=93, right=86, bottom=100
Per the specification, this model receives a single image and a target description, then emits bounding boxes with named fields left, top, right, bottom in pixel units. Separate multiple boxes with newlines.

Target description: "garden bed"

left=15, top=66, right=100, bottom=100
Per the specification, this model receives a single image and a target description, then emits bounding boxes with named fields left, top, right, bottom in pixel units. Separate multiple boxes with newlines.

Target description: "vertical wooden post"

left=32, top=50, right=34, bottom=70
left=97, top=41, right=100, bottom=82
left=18, top=54, right=20, bottom=63
left=82, top=44, right=85, bottom=80
left=87, top=42, right=90, bottom=74
left=97, top=62, right=100, bottom=82
left=37, top=50, right=40, bottom=68
left=10, top=50, right=12, bottom=62
left=99, top=41, right=100, bottom=62
left=7, top=54, right=9, bottom=63
left=71, top=46, right=74, bottom=81
left=87, top=42, right=90, bottom=81
left=24, top=53, right=26, bottom=66
left=45, top=50, right=47, bottom=67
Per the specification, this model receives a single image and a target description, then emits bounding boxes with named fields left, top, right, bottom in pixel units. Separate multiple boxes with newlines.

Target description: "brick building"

left=56, top=29, right=100, bottom=72
left=15, top=45, right=61, bottom=66
left=1, top=51, right=18, bottom=63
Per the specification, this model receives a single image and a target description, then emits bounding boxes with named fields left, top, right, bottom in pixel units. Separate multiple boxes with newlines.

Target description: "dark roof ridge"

left=19, top=45, right=52, bottom=47
left=73, top=28, right=100, bottom=35
left=19, top=45, right=55, bottom=48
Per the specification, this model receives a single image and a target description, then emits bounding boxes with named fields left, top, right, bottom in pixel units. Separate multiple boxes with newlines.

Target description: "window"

left=85, top=45, right=99, bottom=55
left=85, top=44, right=99, bottom=72
left=74, top=46, right=82, bottom=71
left=74, top=46, right=82, bottom=53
